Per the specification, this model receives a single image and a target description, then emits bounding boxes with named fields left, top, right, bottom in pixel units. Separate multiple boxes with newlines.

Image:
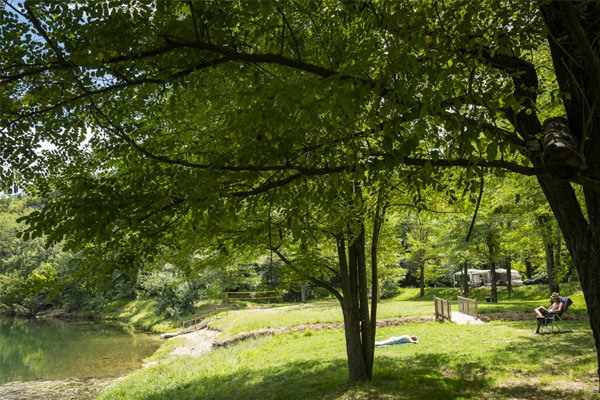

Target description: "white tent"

left=454, top=268, right=523, bottom=286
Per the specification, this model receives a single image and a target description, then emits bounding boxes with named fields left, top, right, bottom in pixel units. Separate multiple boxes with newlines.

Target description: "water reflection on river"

left=0, top=317, right=161, bottom=384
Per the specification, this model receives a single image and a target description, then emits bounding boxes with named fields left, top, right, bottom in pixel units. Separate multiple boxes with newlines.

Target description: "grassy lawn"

left=99, top=320, right=598, bottom=400
left=206, top=283, right=587, bottom=339
left=94, top=282, right=586, bottom=336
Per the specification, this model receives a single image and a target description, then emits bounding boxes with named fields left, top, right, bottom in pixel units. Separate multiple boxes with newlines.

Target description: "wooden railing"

left=434, top=296, right=452, bottom=322
left=182, top=315, right=205, bottom=330
left=457, top=295, right=478, bottom=318
left=181, top=306, right=228, bottom=331
left=224, top=290, right=282, bottom=303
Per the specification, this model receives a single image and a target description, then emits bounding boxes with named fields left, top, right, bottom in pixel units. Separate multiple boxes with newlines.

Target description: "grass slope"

left=100, top=321, right=598, bottom=400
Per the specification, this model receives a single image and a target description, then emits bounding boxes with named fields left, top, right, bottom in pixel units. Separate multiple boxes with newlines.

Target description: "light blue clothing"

left=375, top=336, right=419, bottom=347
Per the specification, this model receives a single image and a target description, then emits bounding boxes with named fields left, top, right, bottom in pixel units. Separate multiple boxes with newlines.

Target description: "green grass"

left=99, top=299, right=239, bottom=333
left=93, top=283, right=586, bottom=336
left=99, top=299, right=179, bottom=333
left=99, top=320, right=599, bottom=400
left=206, top=283, right=587, bottom=339
left=142, top=337, right=187, bottom=364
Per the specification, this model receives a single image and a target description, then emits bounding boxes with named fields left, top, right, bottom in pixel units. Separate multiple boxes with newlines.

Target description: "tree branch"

left=271, top=247, right=343, bottom=302
left=465, top=175, right=484, bottom=242
left=561, top=2, right=600, bottom=99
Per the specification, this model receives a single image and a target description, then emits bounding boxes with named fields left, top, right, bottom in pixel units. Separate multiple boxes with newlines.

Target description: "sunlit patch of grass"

left=205, top=284, right=587, bottom=340
left=99, top=320, right=597, bottom=400
left=98, top=283, right=586, bottom=336
left=142, top=337, right=187, bottom=364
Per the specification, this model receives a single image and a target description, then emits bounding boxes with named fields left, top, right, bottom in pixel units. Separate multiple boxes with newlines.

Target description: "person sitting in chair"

left=375, top=335, right=418, bottom=346
left=534, top=292, right=564, bottom=334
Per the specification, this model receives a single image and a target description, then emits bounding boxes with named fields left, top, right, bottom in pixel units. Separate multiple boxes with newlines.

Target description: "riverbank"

left=0, top=378, right=121, bottom=400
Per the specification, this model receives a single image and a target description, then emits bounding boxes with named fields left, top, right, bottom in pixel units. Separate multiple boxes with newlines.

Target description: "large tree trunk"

left=538, top=177, right=600, bottom=389
left=333, top=192, right=386, bottom=381
left=340, top=302, right=368, bottom=380
left=538, top=3, right=600, bottom=386
left=337, top=235, right=368, bottom=381
left=565, top=260, right=575, bottom=283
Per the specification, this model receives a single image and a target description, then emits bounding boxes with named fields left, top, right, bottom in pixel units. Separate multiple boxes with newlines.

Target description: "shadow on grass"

left=128, top=355, right=491, bottom=400
left=110, top=321, right=597, bottom=400
left=128, top=350, right=595, bottom=400
left=488, top=322, right=597, bottom=374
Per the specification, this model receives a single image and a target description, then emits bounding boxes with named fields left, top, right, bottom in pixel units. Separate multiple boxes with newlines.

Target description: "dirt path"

left=169, top=329, right=220, bottom=358
left=160, top=315, right=436, bottom=359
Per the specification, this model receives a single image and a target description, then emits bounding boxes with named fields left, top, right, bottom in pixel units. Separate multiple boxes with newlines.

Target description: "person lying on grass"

left=375, top=335, right=419, bottom=347
left=533, top=292, right=564, bottom=334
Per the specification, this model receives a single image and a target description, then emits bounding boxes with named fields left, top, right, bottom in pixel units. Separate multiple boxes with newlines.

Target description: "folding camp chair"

left=541, top=296, right=573, bottom=334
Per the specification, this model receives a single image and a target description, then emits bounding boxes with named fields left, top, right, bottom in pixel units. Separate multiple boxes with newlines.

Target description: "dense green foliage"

left=0, top=196, right=83, bottom=314
left=2, top=0, right=600, bottom=384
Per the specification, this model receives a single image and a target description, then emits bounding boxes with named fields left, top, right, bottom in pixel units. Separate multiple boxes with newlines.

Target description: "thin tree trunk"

left=506, top=256, right=512, bottom=295
left=539, top=214, right=559, bottom=294
left=486, top=234, right=498, bottom=303
left=524, top=258, right=534, bottom=279
left=419, top=257, right=425, bottom=297
left=544, top=242, right=559, bottom=294
left=490, top=260, right=497, bottom=303
left=369, top=197, right=386, bottom=375
left=462, top=262, right=469, bottom=296
left=555, top=236, right=562, bottom=282
left=300, top=283, right=306, bottom=303
left=355, top=222, right=373, bottom=379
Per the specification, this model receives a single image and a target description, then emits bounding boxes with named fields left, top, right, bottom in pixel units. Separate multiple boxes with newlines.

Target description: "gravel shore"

left=0, top=377, right=121, bottom=400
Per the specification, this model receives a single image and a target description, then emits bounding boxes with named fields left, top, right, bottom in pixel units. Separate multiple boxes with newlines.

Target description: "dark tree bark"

left=555, top=236, right=561, bottom=280
left=490, top=260, right=497, bottom=303
left=331, top=190, right=387, bottom=381
left=536, top=2, right=600, bottom=387
left=485, top=234, right=498, bottom=303
left=565, top=260, right=575, bottom=283
left=539, top=214, right=560, bottom=294
left=524, top=258, right=534, bottom=279
left=275, top=203, right=385, bottom=382
left=544, top=242, right=559, bottom=294
left=336, top=235, right=368, bottom=381
left=419, top=252, right=426, bottom=297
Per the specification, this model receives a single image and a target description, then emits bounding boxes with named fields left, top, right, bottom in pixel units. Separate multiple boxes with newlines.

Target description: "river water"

left=0, top=317, right=161, bottom=384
